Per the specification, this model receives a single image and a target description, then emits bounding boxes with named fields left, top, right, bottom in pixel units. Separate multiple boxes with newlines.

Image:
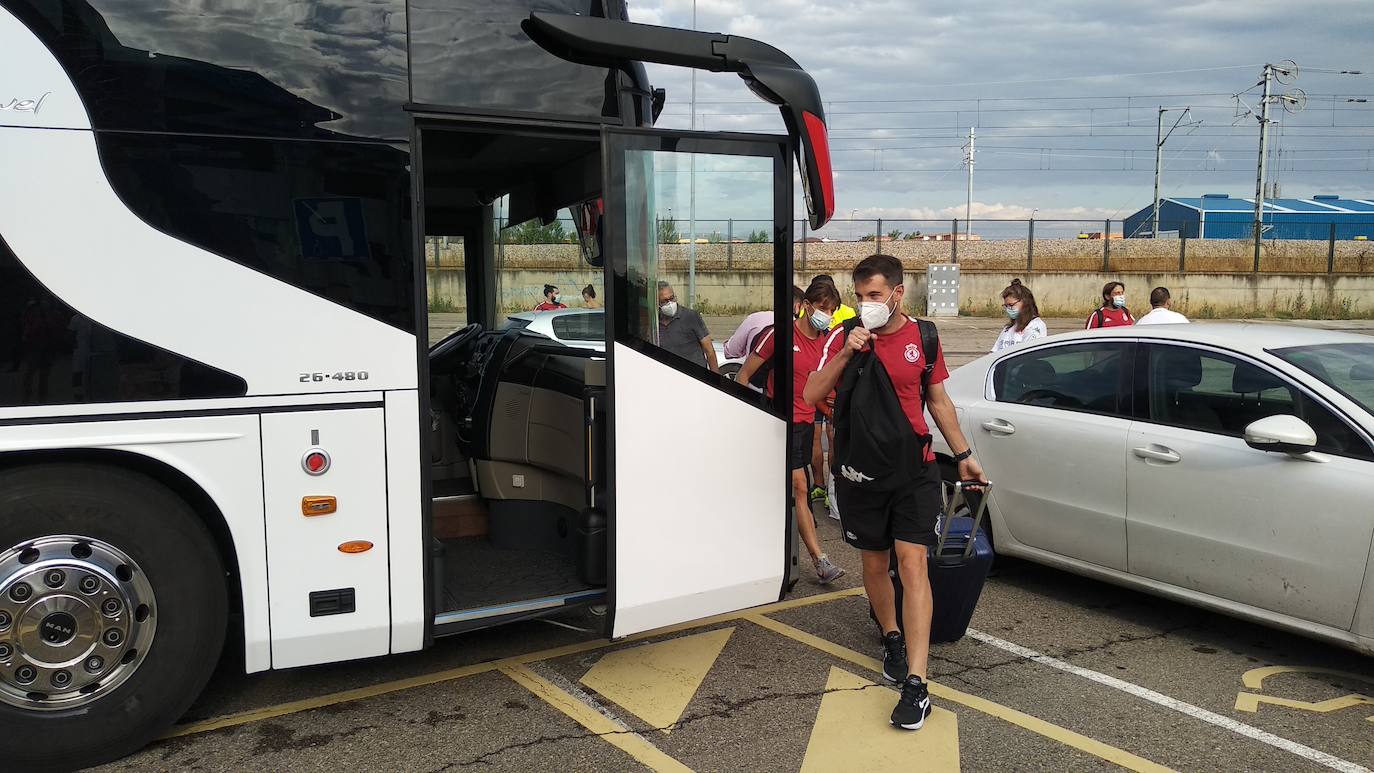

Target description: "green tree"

left=502, top=219, right=568, bottom=244
left=887, top=229, right=904, bottom=240
left=903, top=231, right=924, bottom=240
left=657, top=217, right=681, bottom=244
left=747, top=229, right=770, bottom=243
left=707, top=230, right=725, bottom=244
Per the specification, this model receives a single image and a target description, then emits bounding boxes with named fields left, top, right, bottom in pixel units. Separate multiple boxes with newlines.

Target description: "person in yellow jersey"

left=805, top=275, right=853, bottom=517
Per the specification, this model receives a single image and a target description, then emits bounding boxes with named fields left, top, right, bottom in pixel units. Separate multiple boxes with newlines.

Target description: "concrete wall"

left=429, top=237, right=1374, bottom=275
left=952, top=272, right=1374, bottom=319
left=428, top=264, right=1374, bottom=319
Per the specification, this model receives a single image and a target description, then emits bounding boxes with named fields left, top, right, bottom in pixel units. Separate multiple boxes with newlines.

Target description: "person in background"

left=534, top=284, right=566, bottom=311
left=581, top=285, right=601, bottom=309
left=736, top=278, right=846, bottom=585
left=657, top=282, right=719, bottom=372
left=808, top=274, right=857, bottom=329
left=992, top=279, right=1048, bottom=352
left=1085, top=281, right=1134, bottom=328
left=724, top=286, right=803, bottom=360
left=806, top=275, right=852, bottom=515
left=1137, top=287, right=1189, bottom=325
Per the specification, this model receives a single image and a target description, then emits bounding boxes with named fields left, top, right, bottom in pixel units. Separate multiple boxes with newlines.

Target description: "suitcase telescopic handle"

left=936, top=480, right=993, bottom=558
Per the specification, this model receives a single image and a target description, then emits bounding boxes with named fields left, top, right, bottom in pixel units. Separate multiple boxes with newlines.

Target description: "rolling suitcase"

left=869, top=481, right=994, bottom=643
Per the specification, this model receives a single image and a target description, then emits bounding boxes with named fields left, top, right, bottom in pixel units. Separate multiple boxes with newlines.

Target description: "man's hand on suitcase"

left=958, top=455, right=988, bottom=490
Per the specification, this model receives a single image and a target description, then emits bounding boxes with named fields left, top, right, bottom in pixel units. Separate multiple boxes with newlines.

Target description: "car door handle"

left=981, top=419, right=1015, bottom=435
left=1133, top=445, right=1181, bottom=463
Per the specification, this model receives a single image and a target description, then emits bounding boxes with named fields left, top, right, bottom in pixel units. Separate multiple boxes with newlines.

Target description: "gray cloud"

left=631, top=0, right=1374, bottom=228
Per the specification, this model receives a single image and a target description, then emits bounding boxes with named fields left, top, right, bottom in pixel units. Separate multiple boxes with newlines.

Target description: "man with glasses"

left=657, top=281, right=719, bottom=373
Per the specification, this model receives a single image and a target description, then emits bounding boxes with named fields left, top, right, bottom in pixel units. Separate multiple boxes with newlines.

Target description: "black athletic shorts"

left=834, top=460, right=943, bottom=550
left=790, top=422, right=816, bottom=471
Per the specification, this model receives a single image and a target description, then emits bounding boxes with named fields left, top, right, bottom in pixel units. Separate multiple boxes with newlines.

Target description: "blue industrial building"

left=1124, top=194, right=1374, bottom=240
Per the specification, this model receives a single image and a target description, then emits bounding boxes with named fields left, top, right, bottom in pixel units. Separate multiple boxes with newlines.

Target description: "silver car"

left=929, top=323, right=1374, bottom=655
left=503, top=309, right=740, bottom=372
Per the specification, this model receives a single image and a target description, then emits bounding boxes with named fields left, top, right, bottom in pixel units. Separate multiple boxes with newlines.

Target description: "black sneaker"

left=880, top=631, right=908, bottom=684
left=891, top=675, right=932, bottom=730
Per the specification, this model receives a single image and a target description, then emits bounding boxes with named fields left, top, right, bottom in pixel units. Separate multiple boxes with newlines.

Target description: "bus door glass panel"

left=603, top=129, right=791, bottom=637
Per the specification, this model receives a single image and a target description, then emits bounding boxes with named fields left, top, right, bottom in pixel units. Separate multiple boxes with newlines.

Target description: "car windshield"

left=1271, top=342, right=1374, bottom=417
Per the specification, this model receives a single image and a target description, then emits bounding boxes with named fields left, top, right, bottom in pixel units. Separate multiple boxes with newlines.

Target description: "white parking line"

left=966, top=629, right=1372, bottom=773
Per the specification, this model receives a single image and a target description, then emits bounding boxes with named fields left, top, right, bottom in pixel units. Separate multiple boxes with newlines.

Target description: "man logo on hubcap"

left=40, top=612, right=77, bottom=645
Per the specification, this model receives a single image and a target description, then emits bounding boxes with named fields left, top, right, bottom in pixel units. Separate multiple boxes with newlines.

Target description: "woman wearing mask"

left=991, top=279, right=1047, bottom=352
left=1085, top=281, right=1134, bottom=328
left=736, top=278, right=846, bottom=585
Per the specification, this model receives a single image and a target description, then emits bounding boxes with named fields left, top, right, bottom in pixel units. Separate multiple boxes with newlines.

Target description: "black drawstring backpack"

left=830, top=317, right=940, bottom=490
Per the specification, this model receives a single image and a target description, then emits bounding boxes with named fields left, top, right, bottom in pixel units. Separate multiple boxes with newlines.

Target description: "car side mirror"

left=1244, top=414, right=1317, bottom=455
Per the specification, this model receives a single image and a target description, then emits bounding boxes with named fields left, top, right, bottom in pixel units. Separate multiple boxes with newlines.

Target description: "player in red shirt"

left=736, top=279, right=846, bottom=585
left=1085, top=281, right=1134, bottom=328
left=533, top=284, right=567, bottom=311
left=804, top=254, right=985, bottom=732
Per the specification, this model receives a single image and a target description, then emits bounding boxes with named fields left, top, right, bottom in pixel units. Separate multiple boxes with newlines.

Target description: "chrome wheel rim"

left=0, top=535, right=156, bottom=711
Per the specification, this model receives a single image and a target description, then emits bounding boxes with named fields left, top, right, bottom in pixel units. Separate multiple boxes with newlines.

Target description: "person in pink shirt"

left=723, top=285, right=802, bottom=359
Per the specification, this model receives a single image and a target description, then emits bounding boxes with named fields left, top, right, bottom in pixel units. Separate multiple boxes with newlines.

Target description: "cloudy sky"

left=628, top=0, right=1374, bottom=232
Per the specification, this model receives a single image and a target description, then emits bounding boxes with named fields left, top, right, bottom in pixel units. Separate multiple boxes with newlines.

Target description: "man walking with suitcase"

left=804, top=254, right=986, bottom=731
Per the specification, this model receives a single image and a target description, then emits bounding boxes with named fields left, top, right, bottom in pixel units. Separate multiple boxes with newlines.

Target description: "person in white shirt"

left=1136, top=287, right=1190, bottom=325
left=992, top=279, right=1048, bottom=352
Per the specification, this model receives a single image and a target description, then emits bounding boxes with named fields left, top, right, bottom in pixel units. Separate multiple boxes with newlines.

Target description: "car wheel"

left=720, top=363, right=742, bottom=381
left=0, top=464, right=227, bottom=771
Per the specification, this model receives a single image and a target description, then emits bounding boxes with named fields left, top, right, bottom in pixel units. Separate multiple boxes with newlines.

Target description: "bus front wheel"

left=0, top=464, right=227, bottom=771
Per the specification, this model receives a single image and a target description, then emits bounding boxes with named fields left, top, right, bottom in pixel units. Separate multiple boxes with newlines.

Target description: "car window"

left=551, top=312, right=604, bottom=342
left=1147, top=345, right=1374, bottom=460
left=994, top=342, right=1130, bottom=417
left=1271, top=343, right=1374, bottom=419
left=1296, top=393, right=1374, bottom=461
left=1148, top=346, right=1294, bottom=435
left=502, top=317, right=532, bottom=330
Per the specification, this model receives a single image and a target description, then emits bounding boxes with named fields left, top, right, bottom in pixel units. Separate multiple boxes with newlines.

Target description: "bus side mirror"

left=573, top=198, right=604, bottom=268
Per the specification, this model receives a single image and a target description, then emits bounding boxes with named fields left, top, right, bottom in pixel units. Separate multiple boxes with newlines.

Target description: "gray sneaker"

left=814, top=554, right=846, bottom=584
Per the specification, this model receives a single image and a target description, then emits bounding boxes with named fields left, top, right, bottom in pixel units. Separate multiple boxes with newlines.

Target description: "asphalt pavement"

left=95, top=315, right=1374, bottom=773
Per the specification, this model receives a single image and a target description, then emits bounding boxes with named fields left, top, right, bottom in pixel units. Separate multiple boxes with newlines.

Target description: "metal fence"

left=431, top=217, right=1374, bottom=274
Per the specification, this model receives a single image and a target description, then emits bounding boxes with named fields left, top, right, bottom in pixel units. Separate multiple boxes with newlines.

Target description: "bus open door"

left=531, top=12, right=836, bottom=637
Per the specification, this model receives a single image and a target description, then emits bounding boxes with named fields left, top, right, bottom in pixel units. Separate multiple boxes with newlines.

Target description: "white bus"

left=0, top=1, right=835, bottom=768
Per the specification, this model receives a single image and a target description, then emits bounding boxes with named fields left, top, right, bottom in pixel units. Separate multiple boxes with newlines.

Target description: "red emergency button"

left=302, top=448, right=331, bottom=476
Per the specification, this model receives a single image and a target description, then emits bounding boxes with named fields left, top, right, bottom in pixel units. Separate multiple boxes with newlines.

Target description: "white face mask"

left=809, top=308, right=831, bottom=330
left=859, top=290, right=896, bottom=329
left=1112, top=296, right=1126, bottom=308
left=659, top=301, right=678, bottom=317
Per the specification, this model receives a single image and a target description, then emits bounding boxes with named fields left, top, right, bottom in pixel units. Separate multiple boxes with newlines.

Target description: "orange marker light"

left=338, top=540, right=373, bottom=554
left=301, top=496, right=337, bottom=516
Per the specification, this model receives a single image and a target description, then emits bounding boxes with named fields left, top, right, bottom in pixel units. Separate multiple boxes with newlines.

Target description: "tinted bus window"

left=8, top=0, right=409, bottom=141
left=97, top=133, right=417, bottom=332
left=409, top=0, right=616, bottom=120
left=0, top=238, right=246, bottom=407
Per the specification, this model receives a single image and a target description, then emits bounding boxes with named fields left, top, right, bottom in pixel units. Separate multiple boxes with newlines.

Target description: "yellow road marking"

left=744, top=613, right=1175, bottom=773
left=1241, top=665, right=1374, bottom=691
left=579, top=627, right=735, bottom=732
left=1236, top=665, right=1374, bottom=723
left=1235, top=692, right=1374, bottom=719
left=161, top=660, right=497, bottom=738
left=801, top=666, right=960, bottom=772
left=164, top=586, right=864, bottom=739
left=501, top=664, right=694, bottom=773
